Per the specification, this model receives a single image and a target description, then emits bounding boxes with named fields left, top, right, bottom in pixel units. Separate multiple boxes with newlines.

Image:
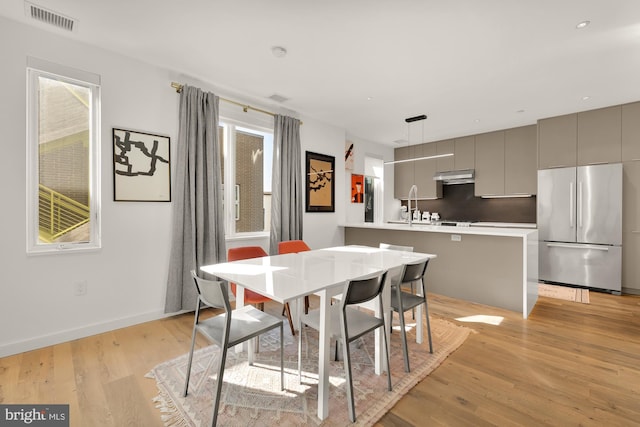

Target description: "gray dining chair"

left=183, top=270, right=284, bottom=427
left=379, top=243, right=417, bottom=319
left=390, top=258, right=433, bottom=373
left=298, top=270, right=391, bottom=423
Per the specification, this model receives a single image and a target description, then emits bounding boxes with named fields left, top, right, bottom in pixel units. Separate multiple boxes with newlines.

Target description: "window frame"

left=219, top=117, right=273, bottom=239
left=26, top=58, right=101, bottom=254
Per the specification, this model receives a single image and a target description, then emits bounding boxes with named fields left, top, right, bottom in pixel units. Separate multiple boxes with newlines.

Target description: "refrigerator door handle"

left=577, top=181, right=583, bottom=228
left=546, top=242, right=610, bottom=251
left=569, top=182, right=574, bottom=228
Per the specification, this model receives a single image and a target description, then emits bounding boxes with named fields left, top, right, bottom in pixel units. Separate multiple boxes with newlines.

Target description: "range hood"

left=433, top=169, right=475, bottom=184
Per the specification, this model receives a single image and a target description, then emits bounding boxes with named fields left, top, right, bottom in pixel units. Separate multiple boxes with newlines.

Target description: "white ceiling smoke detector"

left=271, top=46, right=287, bottom=58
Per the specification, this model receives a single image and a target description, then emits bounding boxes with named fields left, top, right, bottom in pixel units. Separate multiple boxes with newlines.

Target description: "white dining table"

left=200, top=245, right=436, bottom=421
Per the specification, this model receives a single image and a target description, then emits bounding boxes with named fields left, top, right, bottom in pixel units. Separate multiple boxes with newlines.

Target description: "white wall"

left=0, top=17, right=393, bottom=357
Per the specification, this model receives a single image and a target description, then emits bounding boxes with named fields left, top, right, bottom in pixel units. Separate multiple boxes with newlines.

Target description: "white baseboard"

left=0, top=309, right=186, bottom=358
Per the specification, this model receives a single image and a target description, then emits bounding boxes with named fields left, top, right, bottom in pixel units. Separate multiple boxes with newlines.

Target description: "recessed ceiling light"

left=271, top=46, right=287, bottom=58
left=474, top=119, right=480, bottom=123
left=576, top=20, right=590, bottom=29
left=516, top=109, right=525, bottom=113
left=367, top=96, right=373, bottom=101
left=582, top=96, right=591, bottom=101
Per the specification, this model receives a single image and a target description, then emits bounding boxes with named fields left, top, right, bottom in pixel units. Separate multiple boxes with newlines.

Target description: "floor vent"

left=25, top=2, right=76, bottom=32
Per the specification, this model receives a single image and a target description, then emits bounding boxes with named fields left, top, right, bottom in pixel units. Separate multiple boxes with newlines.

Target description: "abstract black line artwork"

left=306, top=151, right=335, bottom=212
left=113, top=128, right=171, bottom=202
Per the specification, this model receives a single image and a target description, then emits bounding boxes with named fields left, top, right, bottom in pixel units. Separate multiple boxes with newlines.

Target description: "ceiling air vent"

left=268, top=94, right=289, bottom=103
left=25, top=2, right=76, bottom=32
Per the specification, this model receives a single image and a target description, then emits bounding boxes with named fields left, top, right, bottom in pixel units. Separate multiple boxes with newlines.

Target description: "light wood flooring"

left=1, top=291, right=639, bottom=426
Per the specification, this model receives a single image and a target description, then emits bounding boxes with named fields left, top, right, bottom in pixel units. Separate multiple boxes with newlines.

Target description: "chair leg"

left=397, top=288, right=411, bottom=373
left=182, top=325, right=198, bottom=397
left=254, top=303, right=264, bottom=353
left=304, top=296, right=310, bottom=314
left=284, top=303, right=296, bottom=336
left=342, top=336, right=356, bottom=423
left=211, top=344, right=229, bottom=427
left=279, top=324, right=284, bottom=391
left=381, top=319, right=392, bottom=392
left=424, top=297, right=433, bottom=354
left=298, top=319, right=303, bottom=383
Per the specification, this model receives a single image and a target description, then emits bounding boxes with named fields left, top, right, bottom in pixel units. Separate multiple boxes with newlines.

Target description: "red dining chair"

left=228, top=246, right=295, bottom=336
left=278, top=240, right=311, bottom=318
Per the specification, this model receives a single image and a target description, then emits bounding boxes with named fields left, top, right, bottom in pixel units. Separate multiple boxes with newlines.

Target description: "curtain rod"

left=171, top=82, right=301, bottom=124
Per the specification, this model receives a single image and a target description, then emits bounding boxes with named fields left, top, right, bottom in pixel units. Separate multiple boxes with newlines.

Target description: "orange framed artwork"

left=351, top=173, right=364, bottom=203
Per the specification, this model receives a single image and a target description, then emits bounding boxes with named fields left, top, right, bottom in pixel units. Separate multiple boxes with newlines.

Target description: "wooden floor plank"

left=1, top=292, right=639, bottom=426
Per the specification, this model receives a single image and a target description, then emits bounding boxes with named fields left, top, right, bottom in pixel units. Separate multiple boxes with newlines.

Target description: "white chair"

left=183, top=270, right=284, bottom=427
left=298, top=270, right=391, bottom=423
left=390, top=259, right=433, bottom=373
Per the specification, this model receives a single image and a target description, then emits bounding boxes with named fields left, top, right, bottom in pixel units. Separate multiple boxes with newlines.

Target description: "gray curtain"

left=165, top=85, right=226, bottom=313
left=269, top=115, right=303, bottom=254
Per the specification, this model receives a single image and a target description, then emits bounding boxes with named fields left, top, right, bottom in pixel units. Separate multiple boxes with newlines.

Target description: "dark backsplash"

left=402, top=184, right=537, bottom=223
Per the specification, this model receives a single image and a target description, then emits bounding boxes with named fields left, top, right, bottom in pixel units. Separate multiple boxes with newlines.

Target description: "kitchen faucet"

left=407, top=184, right=418, bottom=226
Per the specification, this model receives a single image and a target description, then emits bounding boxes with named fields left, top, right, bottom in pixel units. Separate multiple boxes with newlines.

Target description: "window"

left=219, top=120, right=273, bottom=237
left=26, top=58, right=101, bottom=253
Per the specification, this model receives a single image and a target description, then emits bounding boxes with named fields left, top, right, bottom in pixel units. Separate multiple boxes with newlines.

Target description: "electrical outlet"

left=74, top=280, right=88, bottom=296
left=451, top=234, right=462, bottom=242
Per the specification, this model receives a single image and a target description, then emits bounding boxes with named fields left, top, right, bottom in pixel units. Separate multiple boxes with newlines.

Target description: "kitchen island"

left=341, top=222, right=538, bottom=318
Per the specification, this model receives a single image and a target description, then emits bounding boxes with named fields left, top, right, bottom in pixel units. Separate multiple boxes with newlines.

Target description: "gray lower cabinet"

left=622, top=161, right=640, bottom=293
left=475, top=130, right=505, bottom=196
left=623, top=232, right=640, bottom=292
left=623, top=161, right=640, bottom=233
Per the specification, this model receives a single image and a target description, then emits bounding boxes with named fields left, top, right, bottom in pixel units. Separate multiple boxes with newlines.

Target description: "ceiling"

left=2, top=0, right=640, bottom=146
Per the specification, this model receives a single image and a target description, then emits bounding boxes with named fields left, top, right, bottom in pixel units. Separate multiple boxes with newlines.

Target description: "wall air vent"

left=25, top=2, right=76, bottom=32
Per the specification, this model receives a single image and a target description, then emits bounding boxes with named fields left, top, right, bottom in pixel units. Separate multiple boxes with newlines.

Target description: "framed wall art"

left=351, top=173, right=364, bottom=203
left=113, top=128, right=171, bottom=202
left=305, top=151, right=335, bottom=212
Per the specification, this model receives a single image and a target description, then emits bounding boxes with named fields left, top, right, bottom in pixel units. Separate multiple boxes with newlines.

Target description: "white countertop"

left=341, top=222, right=538, bottom=238
left=471, top=222, right=537, bottom=229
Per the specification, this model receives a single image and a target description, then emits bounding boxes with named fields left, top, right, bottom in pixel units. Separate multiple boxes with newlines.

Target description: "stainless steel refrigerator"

left=538, top=163, right=622, bottom=293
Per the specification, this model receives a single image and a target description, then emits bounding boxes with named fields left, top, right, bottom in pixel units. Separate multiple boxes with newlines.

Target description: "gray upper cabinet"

left=454, top=136, right=475, bottom=170
left=435, top=139, right=454, bottom=172
left=505, top=125, right=537, bottom=195
left=622, top=102, right=640, bottom=161
left=475, top=131, right=505, bottom=197
left=436, top=137, right=474, bottom=172
left=394, top=144, right=442, bottom=199
left=393, top=146, right=412, bottom=199
left=538, top=113, right=577, bottom=169
left=577, top=105, right=622, bottom=166
left=416, top=143, right=442, bottom=199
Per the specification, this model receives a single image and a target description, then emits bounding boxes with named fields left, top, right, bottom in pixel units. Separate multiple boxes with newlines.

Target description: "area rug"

left=147, top=315, right=471, bottom=426
left=539, top=283, right=590, bottom=303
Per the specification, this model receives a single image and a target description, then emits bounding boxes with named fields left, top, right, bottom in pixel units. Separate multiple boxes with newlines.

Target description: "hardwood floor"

left=1, top=291, right=639, bottom=426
